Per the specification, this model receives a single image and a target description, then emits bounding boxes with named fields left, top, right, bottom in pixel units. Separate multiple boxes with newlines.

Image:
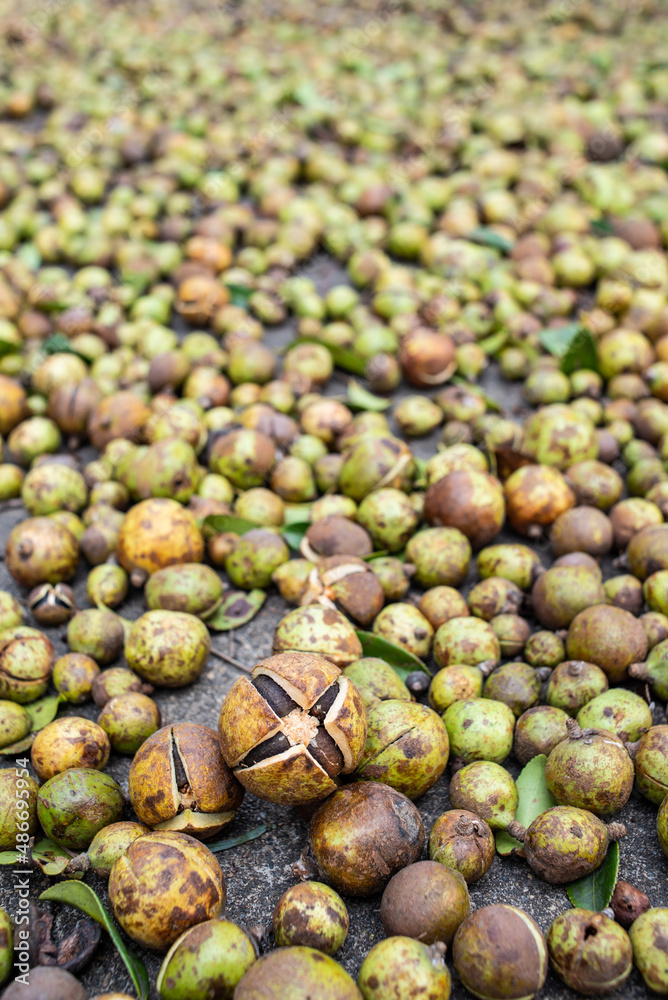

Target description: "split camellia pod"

left=218, top=652, right=366, bottom=805
left=108, top=831, right=225, bottom=950
left=0, top=626, right=54, bottom=703
left=129, top=723, right=243, bottom=838
left=27, top=582, right=76, bottom=626
left=547, top=908, right=633, bottom=995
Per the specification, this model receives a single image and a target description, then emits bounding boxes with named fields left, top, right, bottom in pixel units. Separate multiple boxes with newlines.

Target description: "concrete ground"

left=1, top=284, right=667, bottom=999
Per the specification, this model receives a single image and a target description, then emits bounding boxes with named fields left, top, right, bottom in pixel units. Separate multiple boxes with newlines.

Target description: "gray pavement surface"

left=1, top=298, right=667, bottom=1000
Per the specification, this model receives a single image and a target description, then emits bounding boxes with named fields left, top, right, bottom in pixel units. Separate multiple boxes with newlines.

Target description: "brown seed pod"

left=48, top=378, right=104, bottom=443
left=505, top=465, right=575, bottom=537
left=549, top=507, right=613, bottom=558
left=5, top=517, right=79, bottom=588
left=88, top=391, right=150, bottom=450
left=428, top=809, right=495, bottom=884
left=566, top=605, right=648, bottom=683
left=129, top=723, right=243, bottom=838
left=399, top=327, right=456, bottom=387
left=218, top=652, right=367, bottom=805
left=424, top=469, right=505, bottom=549
left=380, top=860, right=471, bottom=945
left=303, top=517, right=373, bottom=560
left=453, top=904, right=548, bottom=1000
left=306, top=782, right=425, bottom=896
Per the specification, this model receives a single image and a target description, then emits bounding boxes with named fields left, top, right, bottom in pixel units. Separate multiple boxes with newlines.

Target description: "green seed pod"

left=453, top=905, right=547, bottom=1000
left=516, top=805, right=626, bottom=883
left=37, top=767, right=124, bottom=849
left=433, top=617, right=501, bottom=670
left=0, top=626, right=53, bottom=703
left=236, top=947, right=360, bottom=1000
left=658, top=798, right=668, bottom=858
left=633, top=725, right=668, bottom=804
left=87, top=820, right=151, bottom=878
left=424, top=469, right=505, bottom=550
left=524, top=630, right=565, bottom=669
left=0, top=464, right=24, bottom=501
left=21, top=463, right=88, bottom=515
left=273, top=882, right=348, bottom=955
left=145, top=563, right=223, bottom=618
left=272, top=559, right=315, bottom=605
left=356, top=700, right=449, bottom=799
left=394, top=395, right=443, bottom=437
left=531, top=566, right=606, bottom=631
left=126, top=611, right=211, bottom=687
left=372, top=603, right=433, bottom=659
left=0, top=907, right=12, bottom=987
left=356, top=488, right=420, bottom=552
left=490, top=614, right=531, bottom=659
left=0, top=592, right=22, bottom=632
left=92, top=666, right=150, bottom=708
left=523, top=404, right=598, bottom=469
left=134, top=438, right=199, bottom=504
left=627, top=524, right=668, bottom=580
left=449, top=761, right=521, bottom=833
left=468, top=577, right=523, bottom=621
left=8, top=415, right=61, bottom=466
left=429, top=665, right=483, bottom=713
left=418, top=586, right=469, bottom=630
left=629, top=909, right=668, bottom=994
left=514, top=706, right=570, bottom=765
left=604, top=574, right=643, bottom=616
left=576, top=689, right=652, bottom=742
left=0, top=769, right=38, bottom=849
left=428, top=809, right=495, bottom=884
left=339, top=435, right=415, bottom=501
left=158, top=919, right=257, bottom=1000
left=547, top=909, right=632, bottom=995
left=368, top=557, right=414, bottom=602
left=273, top=606, right=362, bottom=667
left=443, top=699, right=515, bottom=765
left=404, top=526, right=471, bottom=588
left=235, top=487, right=285, bottom=527
left=358, top=937, right=451, bottom=1000
left=98, top=692, right=161, bottom=754
left=52, top=653, right=99, bottom=704
left=226, top=528, right=289, bottom=590
left=87, top=564, right=129, bottom=609
left=0, top=699, right=31, bottom=748
left=545, top=721, right=634, bottom=817
left=210, top=428, right=276, bottom=490
left=343, top=658, right=411, bottom=711
left=67, top=608, right=125, bottom=666
left=380, top=860, right=470, bottom=945
left=477, top=543, right=543, bottom=590
left=629, top=639, right=668, bottom=699
left=483, top=662, right=541, bottom=717
left=546, top=659, right=609, bottom=716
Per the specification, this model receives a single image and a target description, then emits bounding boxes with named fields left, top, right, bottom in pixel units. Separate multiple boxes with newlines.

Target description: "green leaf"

left=280, top=521, right=311, bottom=551
left=468, top=227, right=514, bottom=254
left=0, top=850, right=20, bottom=865
left=538, top=322, right=582, bottom=357
left=207, top=823, right=271, bottom=851
left=590, top=218, right=615, bottom=237
left=567, top=841, right=620, bottom=911
left=40, top=881, right=149, bottom=1000
left=25, top=693, right=63, bottom=732
left=496, top=755, right=557, bottom=855
left=363, top=550, right=389, bottom=562
left=224, top=283, right=254, bottom=309
left=292, top=337, right=367, bottom=377
left=478, top=330, right=508, bottom=355
left=43, top=333, right=74, bottom=355
left=354, top=630, right=430, bottom=682
left=203, top=514, right=259, bottom=536
left=560, top=328, right=598, bottom=376
left=0, top=339, right=19, bottom=358
left=283, top=503, right=313, bottom=525
left=0, top=734, right=35, bottom=755
left=206, top=589, right=266, bottom=631
left=31, top=838, right=77, bottom=876
left=347, top=379, right=391, bottom=412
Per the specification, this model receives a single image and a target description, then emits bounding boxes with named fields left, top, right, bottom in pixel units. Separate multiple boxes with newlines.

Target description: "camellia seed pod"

left=5, top=516, right=79, bottom=588
left=428, top=809, right=495, bottom=884
left=443, top=698, right=515, bottom=764
left=433, top=617, right=501, bottom=671
left=273, top=606, right=362, bottom=667
left=219, top=652, right=366, bottom=806
left=306, top=782, right=424, bottom=896
left=157, top=918, right=257, bottom=1000
left=0, top=592, right=22, bottom=632
left=357, top=937, right=451, bottom=1000
left=547, top=908, right=632, bottom=996
left=129, top=723, right=243, bottom=838
left=126, top=611, right=211, bottom=687
left=98, top=692, right=162, bottom=754
left=576, top=688, right=652, bottom=743
left=449, top=761, right=522, bottom=835
left=531, top=566, right=606, bottom=631
left=545, top=720, right=634, bottom=817
left=0, top=700, right=31, bottom=749
left=0, top=907, right=12, bottom=987
left=37, top=767, right=124, bottom=850
left=405, top=527, right=471, bottom=588
left=504, top=465, right=575, bottom=537
left=342, top=658, right=411, bottom=711
left=3, top=968, right=87, bottom=1000
left=338, top=435, right=415, bottom=502
left=629, top=909, right=668, bottom=994
left=67, top=608, right=125, bottom=666
left=566, top=605, right=648, bottom=683
left=272, top=882, right=349, bottom=955
left=117, top=498, right=204, bottom=587
left=0, top=627, right=53, bottom=703
left=92, top=666, right=152, bottom=708
left=88, top=391, right=150, bottom=450
left=87, top=821, right=151, bottom=878
left=355, top=700, right=449, bottom=799
left=380, top=860, right=470, bottom=945
left=453, top=904, right=548, bottom=1000
left=52, top=653, right=99, bottom=704
left=513, top=805, right=626, bottom=883
left=31, top=716, right=110, bottom=781
left=234, top=946, right=361, bottom=1000
left=610, top=881, right=651, bottom=929
left=429, top=666, right=483, bottom=713
left=424, top=469, right=505, bottom=549
left=546, top=660, right=609, bottom=716
left=372, top=603, right=433, bottom=659
left=303, top=516, right=373, bottom=559
left=633, top=725, right=668, bottom=804
left=514, top=706, right=570, bottom=765
left=145, top=563, right=223, bottom=619
left=109, top=831, right=225, bottom=951
left=0, top=769, right=38, bottom=849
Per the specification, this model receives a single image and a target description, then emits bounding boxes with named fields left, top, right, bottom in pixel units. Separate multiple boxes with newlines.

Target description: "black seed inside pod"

left=308, top=729, right=344, bottom=777
left=310, top=681, right=340, bottom=722
left=240, top=732, right=291, bottom=768
left=253, top=674, right=299, bottom=716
